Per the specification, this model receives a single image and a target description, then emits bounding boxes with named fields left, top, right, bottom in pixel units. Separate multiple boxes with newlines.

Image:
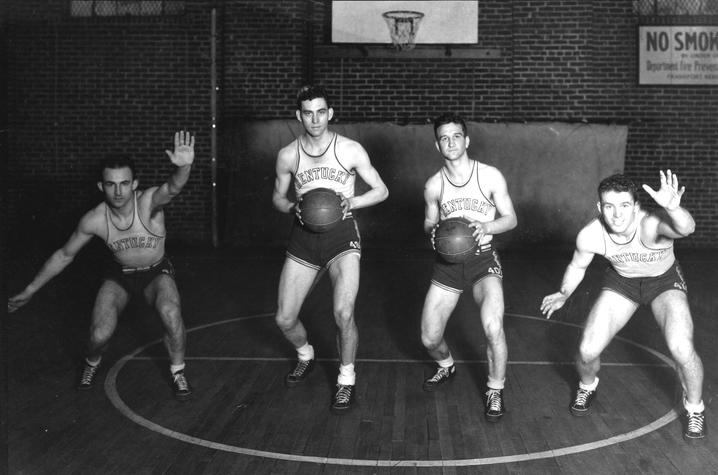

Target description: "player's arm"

left=150, top=131, right=195, bottom=211
left=8, top=211, right=98, bottom=313
left=342, top=140, right=389, bottom=213
left=540, top=224, right=598, bottom=319
left=470, top=168, right=518, bottom=241
left=641, top=169, right=695, bottom=239
left=423, top=174, right=441, bottom=235
left=272, top=145, right=298, bottom=215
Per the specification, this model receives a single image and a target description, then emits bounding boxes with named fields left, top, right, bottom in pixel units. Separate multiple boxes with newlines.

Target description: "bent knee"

left=667, top=339, right=697, bottom=364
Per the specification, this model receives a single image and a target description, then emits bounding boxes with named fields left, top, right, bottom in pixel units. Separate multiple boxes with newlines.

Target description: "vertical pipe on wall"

left=304, top=0, right=314, bottom=84
left=211, top=7, right=219, bottom=247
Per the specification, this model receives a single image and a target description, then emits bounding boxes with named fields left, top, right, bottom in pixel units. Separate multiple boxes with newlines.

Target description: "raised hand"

left=641, top=169, right=685, bottom=211
left=165, top=130, right=195, bottom=167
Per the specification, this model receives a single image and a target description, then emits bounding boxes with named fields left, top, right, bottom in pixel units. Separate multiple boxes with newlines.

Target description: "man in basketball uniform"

left=272, top=85, right=388, bottom=414
left=420, top=113, right=517, bottom=423
left=541, top=171, right=705, bottom=442
left=7, top=131, right=195, bottom=401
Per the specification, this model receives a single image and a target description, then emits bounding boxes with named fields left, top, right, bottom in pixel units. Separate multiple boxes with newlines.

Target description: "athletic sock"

left=170, top=363, right=186, bottom=376
left=337, top=363, right=356, bottom=386
left=487, top=377, right=505, bottom=391
left=579, top=377, right=599, bottom=392
left=86, top=356, right=102, bottom=367
left=437, top=355, right=454, bottom=368
left=297, top=343, right=314, bottom=361
left=684, top=398, right=705, bottom=413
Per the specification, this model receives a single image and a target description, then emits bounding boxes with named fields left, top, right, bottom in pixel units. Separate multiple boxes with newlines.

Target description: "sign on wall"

left=639, top=26, right=718, bottom=85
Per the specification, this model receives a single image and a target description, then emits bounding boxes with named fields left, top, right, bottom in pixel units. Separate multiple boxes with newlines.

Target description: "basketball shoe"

left=422, top=364, right=456, bottom=392
left=77, top=361, right=100, bottom=390
left=285, top=358, right=314, bottom=387
left=484, top=388, right=505, bottom=422
left=172, top=370, right=192, bottom=401
left=570, top=387, right=596, bottom=416
left=331, top=384, right=355, bottom=414
left=683, top=410, right=706, bottom=442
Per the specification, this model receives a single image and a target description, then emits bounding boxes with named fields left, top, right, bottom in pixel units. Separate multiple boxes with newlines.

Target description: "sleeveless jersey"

left=294, top=133, right=355, bottom=201
left=600, top=211, right=675, bottom=278
left=439, top=160, right=496, bottom=245
left=105, top=192, right=166, bottom=268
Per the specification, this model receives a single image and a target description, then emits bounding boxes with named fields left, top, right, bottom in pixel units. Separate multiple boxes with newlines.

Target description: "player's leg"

left=79, top=279, right=129, bottom=390
left=651, top=289, right=705, bottom=440
left=276, top=257, right=320, bottom=386
left=420, top=284, right=460, bottom=391
left=571, top=289, right=637, bottom=415
left=144, top=272, right=190, bottom=400
left=472, top=275, right=507, bottom=421
left=326, top=251, right=360, bottom=413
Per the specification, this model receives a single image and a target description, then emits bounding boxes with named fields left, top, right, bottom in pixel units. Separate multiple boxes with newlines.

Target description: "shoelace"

left=335, top=385, right=352, bottom=404
left=173, top=372, right=189, bottom=391
left=574, top=388, right=591, bottom=406
left=687, top=412, right=704, bottom=434
left=486, top=390, right=502, bottom=412
left=428, top=367, right=450, bottom=383
left=291, top=360, right=311, bottom=377
left=80, top=364, right=98, bottom=385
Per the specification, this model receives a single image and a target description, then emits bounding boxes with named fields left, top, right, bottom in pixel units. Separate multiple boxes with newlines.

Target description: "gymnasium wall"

left=6, top=0, right=718, bottom=251
left=222, top=120, right=626, bottom=248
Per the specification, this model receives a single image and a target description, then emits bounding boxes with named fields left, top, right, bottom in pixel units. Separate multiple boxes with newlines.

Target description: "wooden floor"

left=4, top=245, right=718, bottom=474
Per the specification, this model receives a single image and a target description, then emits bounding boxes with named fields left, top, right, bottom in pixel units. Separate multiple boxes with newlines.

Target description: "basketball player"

left=541, top=171, right=706, bottom=442
left=7, top=131, right=195, bottom=401
left=272, top=85, right=388, bottom=414
left=420, top=113, right=517, bottom=423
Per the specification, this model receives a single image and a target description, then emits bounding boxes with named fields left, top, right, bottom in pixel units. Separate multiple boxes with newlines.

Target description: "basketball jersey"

left=294, top=133, right=355, bottom=201
left=105, top=192, right=165, bottom=268
left=439, top=160, right=496, bottom=245
left=599, top=211, right=675, bottom=278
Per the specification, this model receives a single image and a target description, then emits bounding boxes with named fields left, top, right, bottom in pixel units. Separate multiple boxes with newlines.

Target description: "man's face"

left=435, top=122, right=470, bottom=161
left=598, top=190, right=638, bottom=234
left=296, top=97, right=333, bottom=137
left=98, top=166, right=137, bottom=209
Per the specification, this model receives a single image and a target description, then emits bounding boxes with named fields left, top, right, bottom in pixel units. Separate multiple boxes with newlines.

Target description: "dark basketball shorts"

left=430, top=245, right=503, bottom=294
left=103, top=255, right=176, bottom=296
left=287, top=217, right=361, bottom=270
left=602, top=260, right=688, bottom=305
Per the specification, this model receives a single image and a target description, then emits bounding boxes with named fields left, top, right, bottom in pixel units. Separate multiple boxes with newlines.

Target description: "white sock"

left=437, top=355, right=454, bottom=368
left=337, top=363, right=356, bottom=386
left=297, top=343, right=314, bottom=361
left=170, top=363, right=185, bottom=376
left=487, top=377, right=505, bottom=391
left=684, top=398, right=705, bottom=413
left=86, top=356, right=101, bottom=367
left=579, top=377, right=599, bottom=392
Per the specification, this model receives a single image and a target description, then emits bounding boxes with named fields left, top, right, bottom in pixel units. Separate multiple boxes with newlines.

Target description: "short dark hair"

left=597, top=173, right=637, bottom=202
left=296, top=85, right=331, bottom=110
left=99, top=154, right=136, bottom=181
left=433, top=113, right=467, bottom=139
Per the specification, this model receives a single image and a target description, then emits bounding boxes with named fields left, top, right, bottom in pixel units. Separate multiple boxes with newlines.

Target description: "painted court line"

left=105, top=312, right=680, bottom=468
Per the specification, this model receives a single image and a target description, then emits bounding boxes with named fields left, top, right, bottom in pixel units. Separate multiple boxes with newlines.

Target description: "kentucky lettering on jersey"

left=441, top=197, right=492, bottom=217
left=294, top=133, right=355, bottom=200
left=600, top=211, right=675, bottom=278
left=105, top=191, right=166, bottom=268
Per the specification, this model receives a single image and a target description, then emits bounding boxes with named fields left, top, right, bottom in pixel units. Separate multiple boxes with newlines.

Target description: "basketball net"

left=382, top=10, right=424, bottom=51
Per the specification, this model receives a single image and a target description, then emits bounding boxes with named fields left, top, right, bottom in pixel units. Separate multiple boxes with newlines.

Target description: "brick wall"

left=7, top=0, right=717, bottom=248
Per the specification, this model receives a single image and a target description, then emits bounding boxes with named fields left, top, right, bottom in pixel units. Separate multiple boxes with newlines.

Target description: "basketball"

left=434, top=217, right=477, bottom=263
left=299, top=188, right=344, bottom=233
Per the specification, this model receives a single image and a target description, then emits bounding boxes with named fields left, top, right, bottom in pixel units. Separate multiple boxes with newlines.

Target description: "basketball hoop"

left=382, top=10, right=424, bottom=51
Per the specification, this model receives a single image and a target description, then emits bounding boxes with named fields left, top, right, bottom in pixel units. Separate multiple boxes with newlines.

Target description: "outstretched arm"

left=642, top=169, right=695, bottom=239
left=150, top=131, right=195, bottom=210
left=540, top=227, right=597, bottom=319
left=8, top=215, right=96, bottom=313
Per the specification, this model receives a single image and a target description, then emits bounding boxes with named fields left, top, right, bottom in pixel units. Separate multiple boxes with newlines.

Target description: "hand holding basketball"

left=434, top=217, right=478, bottom=263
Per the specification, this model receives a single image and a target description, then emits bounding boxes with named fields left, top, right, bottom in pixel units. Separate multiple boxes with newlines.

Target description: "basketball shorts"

left=430, top=245, right=503, bottom=294
left=103, top=255, right=176, bottom=296
left=286, top=217, right=361, bottom=270
left=602, top=260, right=688, bottom=305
